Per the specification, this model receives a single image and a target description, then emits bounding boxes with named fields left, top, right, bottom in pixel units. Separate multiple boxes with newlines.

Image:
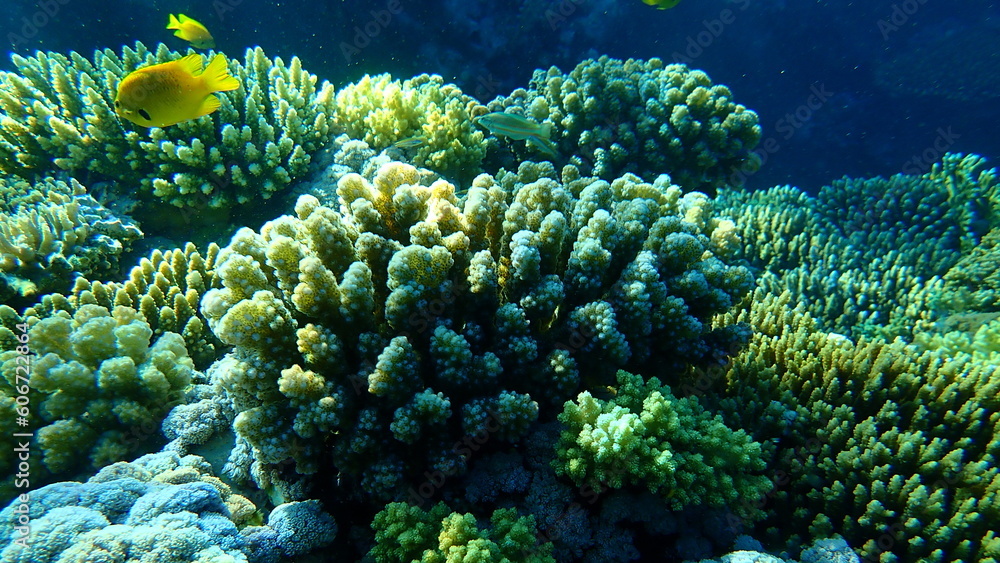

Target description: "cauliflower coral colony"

left=1, top=40, right=999, bottom=563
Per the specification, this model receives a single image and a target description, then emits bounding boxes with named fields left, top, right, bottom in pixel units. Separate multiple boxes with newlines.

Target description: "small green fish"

left=642, top=0, right=681, bottom=8
left=474, top=112, right=558, bottom=157
left=391, top=135, right=426, bottom=149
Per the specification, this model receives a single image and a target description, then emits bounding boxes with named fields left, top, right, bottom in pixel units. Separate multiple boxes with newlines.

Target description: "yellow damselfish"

left=642, top=0, right=681, bottom=9
left=167, top=13, right=215, bottom=49
left=114, top=54, right=240, bottom=128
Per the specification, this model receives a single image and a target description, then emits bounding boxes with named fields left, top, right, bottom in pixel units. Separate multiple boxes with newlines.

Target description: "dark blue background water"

left=3, top=0, right=997, bottom=193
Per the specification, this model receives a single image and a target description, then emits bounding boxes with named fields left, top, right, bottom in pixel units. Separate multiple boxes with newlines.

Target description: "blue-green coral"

left=717, top=152, right=1000, bottom=342
left=0, top=42, right=334, bottom=209
left=713, top=289, right=1000, bottom=563
left=488, top=56, right=761, bottom=193
left=22, top=243, right=223, bottom=369
left=199, top=159, right=752, bottom=501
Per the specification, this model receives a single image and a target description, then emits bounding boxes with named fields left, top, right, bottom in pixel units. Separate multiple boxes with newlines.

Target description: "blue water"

left=3, top=0, right=998, bottom=193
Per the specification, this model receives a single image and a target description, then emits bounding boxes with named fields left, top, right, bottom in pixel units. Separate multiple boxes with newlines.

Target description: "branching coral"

left=0, top=42, right=335, bottom=209
left=554, top=369, right=770, bottom=519
left=487, top=56, right=761, bottom=194
left=710, top=288, right=1000, bottom=562
left=716, top=153, right=1000, bottom=341
left=370, top=501, right=553, bottom=562
left=0, top=305, right=193, bottom=499
left=0, top=176, right=141, bottom=306
left=334, top=73, right=487, bottom=184
left=24, top=243, right=223, bottom=368
left=199, top=159, right=751, bottom=501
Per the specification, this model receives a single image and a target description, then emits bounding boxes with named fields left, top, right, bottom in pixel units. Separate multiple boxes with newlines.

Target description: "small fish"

left=391, top=135, right=426, bottom=149
left=474, top=112, right=558, bottom=157
left=114, top=54, right=240, bottom=128
left=642, top=0, right=681, bottom=8
left=167, top=13, right=215, bottom=49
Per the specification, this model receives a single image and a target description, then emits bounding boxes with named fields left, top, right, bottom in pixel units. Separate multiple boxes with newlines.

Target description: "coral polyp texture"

left=717, top=152, right=1000, bottom=342
left=0, top=451, right=336, bottom=563
left=199, top=159, right=752, bottom=501
left=0, top=175, right=141, bottom=306
left=370, top=501, right=553, bottom=562
left=554, top=369, right=771, bottom=519
left=24, top=242, right=224, bottom=369
left=0, top=42, right=334, bottom=209
left=487, top=56, right=762, bottom=194
left=713, top=289, right=1000, bottom=563
left=0, top=304, right=193, bottom=500
left=333, top=73, right=488, bottom=184
left=709, top=153, right=1000, bottom=562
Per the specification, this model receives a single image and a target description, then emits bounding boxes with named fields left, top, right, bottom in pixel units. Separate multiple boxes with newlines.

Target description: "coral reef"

left=941, top=225, right=1000, bottom=314
left=710, top=288, right=1000, bottom=562
left=554, top=369, right=771, bottom=519
left=370, top=501, right=553, bottom=562
left=716, top=153, right=1000, bottom=341
left=488, top=56, right=761, bottom=194
left=199, top=159, right=752, bottom=502
left=0, top=304, right=193, bottom=500
left=0, top=451, right=336, bottom=563
left=333, top=73, right=487, bottom=184
left=0, top=176, right=141, bottom=307
left=0, top=42, right=335, bottom=209
left=24, top=243, right=223, bottom=369
left=10, top=41, right=996, bottom=563
left=705, top=154, right=1000, bottom=561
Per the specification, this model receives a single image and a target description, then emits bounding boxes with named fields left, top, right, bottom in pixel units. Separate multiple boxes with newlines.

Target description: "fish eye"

left=113, top=100, right=120, bottom=107
left=138, top=109, right=151, bottom=121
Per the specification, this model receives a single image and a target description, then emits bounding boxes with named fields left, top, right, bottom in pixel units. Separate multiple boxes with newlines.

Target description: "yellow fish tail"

left=167, top=13, right=182, bottom=30
left=202, top=55, right=240, bottom=92
left=197, top=94, right=223, bottom=119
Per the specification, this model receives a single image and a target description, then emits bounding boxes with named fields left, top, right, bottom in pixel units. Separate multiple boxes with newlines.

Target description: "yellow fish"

left=114, top=54, right=240, bottom=128
left=167, top=13, right=215, bottom=49
left=642, top=0, right=681, bottom=8
left=474, top=112, right=558, bottom=157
